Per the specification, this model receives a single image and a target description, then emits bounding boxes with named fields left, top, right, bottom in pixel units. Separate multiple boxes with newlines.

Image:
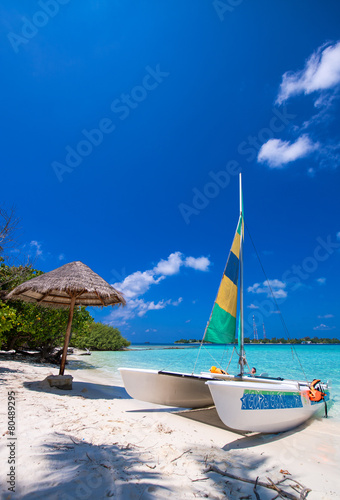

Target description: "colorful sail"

left=204, top=215, right=243, bottom=344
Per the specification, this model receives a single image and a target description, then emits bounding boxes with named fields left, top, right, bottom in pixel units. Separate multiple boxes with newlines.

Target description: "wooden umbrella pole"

left=59, top=294, right=76, bottom=376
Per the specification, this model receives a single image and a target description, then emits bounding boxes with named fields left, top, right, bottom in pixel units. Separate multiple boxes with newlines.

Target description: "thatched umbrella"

left=6, top=261, right=125, bottom=376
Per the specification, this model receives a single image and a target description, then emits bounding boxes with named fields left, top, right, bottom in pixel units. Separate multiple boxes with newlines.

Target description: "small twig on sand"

left=204, top=465, right=301, bottom=500
left=277, top=478, right=312, bottom=499
left=253, top=476, right=261, bottom=500
left=69, top=436, right=82, bottom=445
left=299, top=487, right=312, bottom=500
left=266, top=477, right=286, bottom=499
left=171, top=449, right=192, bottom=463
left=86, top=452, right=93, bottom=462
left=145, top=463, right=156, bottom=469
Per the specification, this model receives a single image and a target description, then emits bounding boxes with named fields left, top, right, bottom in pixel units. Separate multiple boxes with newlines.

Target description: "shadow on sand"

left=16, top=431, right=282, bottom=500
left=175, top=405, right=318, bottom=449
left=0, top=365, right=23, bottom=381
left=22, top=379, right=131, bottom=401
left=18, top=432, right=169, bottom=500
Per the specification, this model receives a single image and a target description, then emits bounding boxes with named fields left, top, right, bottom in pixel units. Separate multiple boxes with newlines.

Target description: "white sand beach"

left=1, top=358, right=339, bottom=500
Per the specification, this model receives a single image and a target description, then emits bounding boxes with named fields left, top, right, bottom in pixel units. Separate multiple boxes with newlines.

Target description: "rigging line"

left=194, top=344, right=232, bottom=372
left=244, top=220, right=309, bottom=383
left=193, top=332, right=230, bottom=374
left=219, top=345, right=229, bottom=366
left=192, top=341, right=204, bottom=374
left=226, top=346, right=236, bottom=371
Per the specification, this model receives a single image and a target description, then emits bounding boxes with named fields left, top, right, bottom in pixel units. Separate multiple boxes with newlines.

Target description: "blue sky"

left=1, top=1, right=340, bottom=343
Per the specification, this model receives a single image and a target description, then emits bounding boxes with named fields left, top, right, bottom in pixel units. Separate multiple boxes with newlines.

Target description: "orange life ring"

left=308, top=379, right=326, bottom=402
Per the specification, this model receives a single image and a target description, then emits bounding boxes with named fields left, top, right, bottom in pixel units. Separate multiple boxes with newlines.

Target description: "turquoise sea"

left=70, top=344, right=340, bottom=420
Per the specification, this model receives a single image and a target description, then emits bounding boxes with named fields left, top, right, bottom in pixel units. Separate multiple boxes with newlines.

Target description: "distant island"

left=175, top=336, right=340, bottom=345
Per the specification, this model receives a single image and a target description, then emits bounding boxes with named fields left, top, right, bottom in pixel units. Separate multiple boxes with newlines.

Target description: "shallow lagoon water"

left=70, top=343, right=340, bottom=420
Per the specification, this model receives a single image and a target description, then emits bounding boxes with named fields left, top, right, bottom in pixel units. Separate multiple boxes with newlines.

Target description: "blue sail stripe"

left=224, top=251, right=239, bottom=286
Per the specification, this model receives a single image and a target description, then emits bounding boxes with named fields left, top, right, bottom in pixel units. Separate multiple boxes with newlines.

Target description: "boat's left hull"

left=206, top=379, right=327, bottom=433
left=119, top=368, right=214, bottom=408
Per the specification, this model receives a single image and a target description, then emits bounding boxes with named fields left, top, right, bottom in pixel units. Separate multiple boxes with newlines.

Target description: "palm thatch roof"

left=6, top=261, right=126, bottom=308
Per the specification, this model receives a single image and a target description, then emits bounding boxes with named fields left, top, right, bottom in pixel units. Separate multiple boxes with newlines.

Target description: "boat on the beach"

left=120, top=174, right=329, bottom=431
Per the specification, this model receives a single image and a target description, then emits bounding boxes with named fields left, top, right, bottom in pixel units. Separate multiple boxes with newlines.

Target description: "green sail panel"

left=205, top=303, right=237, bottom=344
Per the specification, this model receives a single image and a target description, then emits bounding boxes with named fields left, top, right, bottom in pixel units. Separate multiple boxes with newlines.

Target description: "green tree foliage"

left=1, top=301, right=92, bottom=358
left=0, top=302, right=16, bottom=346
left=71, top=322, right=130, bottom=351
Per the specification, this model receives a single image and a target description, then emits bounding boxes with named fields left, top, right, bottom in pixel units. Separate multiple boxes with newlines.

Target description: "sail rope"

left=220, top=345, right=230, bottom=367
left=226, top=346, right=236, bottom=371
left=245, top=221, right=309, bottom=383
left=192, top=343, right=230, bottom=374
left=192, top=341, right=204, bottom=374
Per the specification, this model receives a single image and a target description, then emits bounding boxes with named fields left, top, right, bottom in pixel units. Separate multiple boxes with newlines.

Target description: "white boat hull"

left=119, top=368, right=214, bottom=408
left=207, top=379, right=327, bottom=433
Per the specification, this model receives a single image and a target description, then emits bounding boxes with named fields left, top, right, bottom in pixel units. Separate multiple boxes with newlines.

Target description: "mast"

left=239, top=173, right=245, bottom=376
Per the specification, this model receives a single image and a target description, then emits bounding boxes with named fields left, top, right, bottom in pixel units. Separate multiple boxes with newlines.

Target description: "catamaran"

left=120, top=174, right=329, bottom=432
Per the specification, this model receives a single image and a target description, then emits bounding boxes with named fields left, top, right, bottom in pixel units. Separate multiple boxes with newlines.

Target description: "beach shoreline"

left=0, top=358, right=339, bottom=499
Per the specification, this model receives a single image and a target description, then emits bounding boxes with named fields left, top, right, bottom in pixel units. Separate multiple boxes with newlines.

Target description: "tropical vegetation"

left=0, top=259, right=130, bottom=359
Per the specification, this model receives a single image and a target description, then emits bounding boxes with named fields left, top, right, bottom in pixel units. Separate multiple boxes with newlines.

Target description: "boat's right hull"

left=207, top=379, right=326, bottom=433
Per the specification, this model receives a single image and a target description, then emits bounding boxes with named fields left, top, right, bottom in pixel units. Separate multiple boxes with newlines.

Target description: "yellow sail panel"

left=215, top=276, right=238, bottom=317
left=230, top=231, right=240, bottom=259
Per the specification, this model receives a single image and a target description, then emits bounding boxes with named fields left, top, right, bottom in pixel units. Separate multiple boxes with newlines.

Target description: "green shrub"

left=71, top=322, right=130, bottom=351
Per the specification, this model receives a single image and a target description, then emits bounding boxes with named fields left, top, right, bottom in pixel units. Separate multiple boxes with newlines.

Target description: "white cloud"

left=277, top=41, right=340, bottom=104
left=184, top=256, right=210, bottom=271
left=266, top=42, right=340, bottom=175
left=109, top=251, right=209, bottom=324
left=153, top=252, right=183, bottom=276
left=30, top=240, right=42, bottom=257
left=318, top=314, right=334, bottom=319
left=337, top=231, right=340, bottom=241
left=136, top=296, right=183, bottom=317
left=104, top=298, right=165, bottom=326
left=172, top=297, right=183, bottom=306
left=136, top=298, right=171, bottom=317
left=58, top=253, right=65, bottom=261
left=247, top=279, right=287, bottom=299
left=247, top=304, right=260, bottom=309
left=153, top=252, right=211, bottom=275
left=106, top=297, right=182, bottom=325
left=313, top=324, right=336, bottom=331
left=316, top=277, right=326, bottom=285
left=113, top=271, right=164, bottom=299
left=114, top=253, right=210, bottom=299
left=258, top=135, right=318, bottom=168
